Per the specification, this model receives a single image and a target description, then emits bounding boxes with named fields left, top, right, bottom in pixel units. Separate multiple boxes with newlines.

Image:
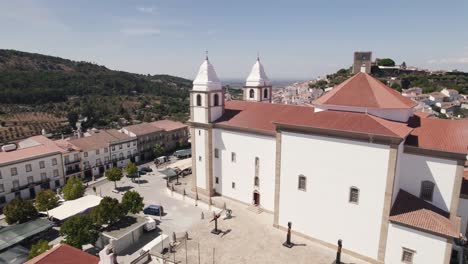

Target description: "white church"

left=188, top=56, right=468, bottom=264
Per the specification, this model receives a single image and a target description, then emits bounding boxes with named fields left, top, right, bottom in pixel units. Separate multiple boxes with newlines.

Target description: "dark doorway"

left=253, top=192, right=260, bottom=206
left=29, top=187, right=36, bottom=199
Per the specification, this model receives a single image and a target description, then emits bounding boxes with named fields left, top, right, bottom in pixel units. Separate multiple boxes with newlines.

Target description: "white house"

left=69, top=129, right=138, bottom=181
left=189, top=56, right=468, bottom=264
left=0, top=136, right=67, bottom=206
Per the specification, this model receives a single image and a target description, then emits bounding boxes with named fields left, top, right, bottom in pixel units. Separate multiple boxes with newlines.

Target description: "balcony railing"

left=66, top=168, right=81, bottom=175
left=64, top=158, right=81, bottom=165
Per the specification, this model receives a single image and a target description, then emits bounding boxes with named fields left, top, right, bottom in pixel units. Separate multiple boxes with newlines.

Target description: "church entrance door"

left=253, top=192, right=260, bottom=206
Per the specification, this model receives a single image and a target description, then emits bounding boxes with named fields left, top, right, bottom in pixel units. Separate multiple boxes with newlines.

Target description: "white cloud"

left=121, top=28, right=161, bottom=36
left=136, top=6, right=156, bottom=14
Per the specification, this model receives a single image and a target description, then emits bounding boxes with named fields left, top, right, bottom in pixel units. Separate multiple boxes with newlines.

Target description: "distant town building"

left=69, top=129, right=138, bottom=181
left=352, top=51, right=372, bottom=74
left=121, top=120, right=189, bottom=161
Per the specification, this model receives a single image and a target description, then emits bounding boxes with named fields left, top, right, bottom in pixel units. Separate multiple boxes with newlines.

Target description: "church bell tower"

left=190, top=54, right=223, bottom=197
left=243, top=56, right=272, bottom=103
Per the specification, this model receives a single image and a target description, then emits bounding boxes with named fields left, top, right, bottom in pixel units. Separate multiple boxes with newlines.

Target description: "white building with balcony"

left=0, top=136, right=67, bottom=206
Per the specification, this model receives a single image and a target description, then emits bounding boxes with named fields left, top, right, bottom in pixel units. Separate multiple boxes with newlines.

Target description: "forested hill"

left=0, top=49, right=192, bottom=104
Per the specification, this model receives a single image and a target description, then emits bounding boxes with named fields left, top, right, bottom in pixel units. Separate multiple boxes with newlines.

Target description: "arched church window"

left=420, top=181, right=435, bottom=201
left=254, top=176, right=259, bottom=187
left=298, top=175, right=306, bottom=191
left=263, top=88, right=268, bottom=99
left=214, top=94, right=219, bottom=106
left=196, top=94, right=202, bottom=106
left=349, top=187, right=359, bottom=204
left=249, top=89, right=255, bottom=98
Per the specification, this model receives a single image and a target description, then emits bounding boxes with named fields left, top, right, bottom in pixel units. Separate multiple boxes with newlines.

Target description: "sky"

left=1, top=0, right=467, bottom=80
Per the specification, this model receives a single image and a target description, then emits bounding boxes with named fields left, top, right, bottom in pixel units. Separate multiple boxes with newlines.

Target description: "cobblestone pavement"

left=167, top=194, right=368, bottom=264
left=163, top=170, right=367, bottom=264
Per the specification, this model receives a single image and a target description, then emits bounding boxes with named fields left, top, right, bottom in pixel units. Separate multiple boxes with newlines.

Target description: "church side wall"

left=212, top=129, right=276, bottom=212
left=194, top=128, right=207, bottom=190
left=385, top=223, right=449, bottom=264
left=397, top=153, right=457, bottom=212
left=458, top=198, right=468, bottom=236
left=278, top=132, right=390, bottom=260
left=314, top=105, right=413, bottom=122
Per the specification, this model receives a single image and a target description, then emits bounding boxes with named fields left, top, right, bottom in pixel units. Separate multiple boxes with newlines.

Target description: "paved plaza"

left=84, top=161, right=367, bottom=264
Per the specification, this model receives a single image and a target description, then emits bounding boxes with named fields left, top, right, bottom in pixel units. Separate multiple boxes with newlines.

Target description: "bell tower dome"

left=190, top=55, right=224, bottom=124
left=243, top=56, right=272, bottom=103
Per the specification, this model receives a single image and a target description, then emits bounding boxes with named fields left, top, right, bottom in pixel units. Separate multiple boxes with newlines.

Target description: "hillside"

left=0, top=50, right=192, bottom=143
left=0, top=49, right=192, bottom=104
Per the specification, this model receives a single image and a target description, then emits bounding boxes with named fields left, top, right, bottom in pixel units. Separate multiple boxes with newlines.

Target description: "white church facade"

left=189, top=56, right=468, bottom=264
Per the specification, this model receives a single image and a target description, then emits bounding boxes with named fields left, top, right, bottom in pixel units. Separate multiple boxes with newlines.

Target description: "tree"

left=106, top=167, right=123, bottom=189
left=62, top=176, right=85, bottom=201
left=91, top=197, right=125, bottom=226
left=28, top=240, right=52, bottom=259
left=125, top=162, right=138, bottom=182
left=60, top=214, right=99, bottom=249
left=67, top=111, right=79, bottom=129
left=121, top=191, right=144, bottom=214
left=377, top=58, right=396, bottom=67
left=125, top=162, right=138, bottom=175
left=153, top=144, right=165, bottom=158
left=3, top=196, right=38, bottom=224
left=35, top=189, right=59, bottom=216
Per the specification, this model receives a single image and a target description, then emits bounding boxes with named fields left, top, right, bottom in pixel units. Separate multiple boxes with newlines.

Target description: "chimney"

left=360, top=64, right=367, bottom=73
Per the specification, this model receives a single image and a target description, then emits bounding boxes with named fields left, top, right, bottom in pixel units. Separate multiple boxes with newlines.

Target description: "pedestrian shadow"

left=292, top=243, right=306, bottom=246
left=221, top=229, right=232, bottom=238
left=117, top=186, right=134, bottom=192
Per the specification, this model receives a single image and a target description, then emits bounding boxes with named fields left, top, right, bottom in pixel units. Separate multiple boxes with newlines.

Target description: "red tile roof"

left=69, top=129, right=132, bottom=151
left=216, top=100, right=315, bottom=134
left=150, top=120, right=187, bottom=131
left=390, top=190, right=460, bottom=238
left=124, top=122, right=164, bottom=136
left=25, top=243, right=99, bottom=264
left=314, top=72, right=418, bottom=109
left=275, top=110, right=413, bottom=138
left=406, top=118, right=468, bottom=154
left=0, top=136, right=64, bottom=165
left=217, top=101, right=411, bottom=138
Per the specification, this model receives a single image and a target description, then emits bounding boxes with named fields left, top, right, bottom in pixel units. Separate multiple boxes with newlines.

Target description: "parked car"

left=127, top=172, right=139, bottom=179
left=144, top=205, right=164, bottom=216
left=140, top=167, right=153, bottom=173
left=138, top=170, right=147, bottom=176
left=155, top=156, right=169, bottom=165
left=173, top=149, right=191, bottom=159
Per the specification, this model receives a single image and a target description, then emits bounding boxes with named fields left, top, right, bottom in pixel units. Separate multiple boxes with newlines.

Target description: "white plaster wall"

left=392, top=142, right=405, bottom=204
left=210, top=106, right=223, bottom=122
left=458, top=198, right=468, bottom=235
left=244, top=88, right=260, bottom=102
left=212, top=129, right=276, bottom=212
left=314, top=105, right=413, bottom=122
left=193, top=108, right=207, bottom=123
left=278, top=132, right=391, bottom=260
left=397, top=153, right=457, bottom=211
left=195, top=128, right=207, bottom=190
left=192, top=93, right=208, bottom=123
left=385, top=223, right=448, bottom=264
left=0, top=153, right=64, bottom=203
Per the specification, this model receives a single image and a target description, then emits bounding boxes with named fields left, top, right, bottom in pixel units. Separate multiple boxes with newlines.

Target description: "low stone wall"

left=165, top=186, right=222, bottom=213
